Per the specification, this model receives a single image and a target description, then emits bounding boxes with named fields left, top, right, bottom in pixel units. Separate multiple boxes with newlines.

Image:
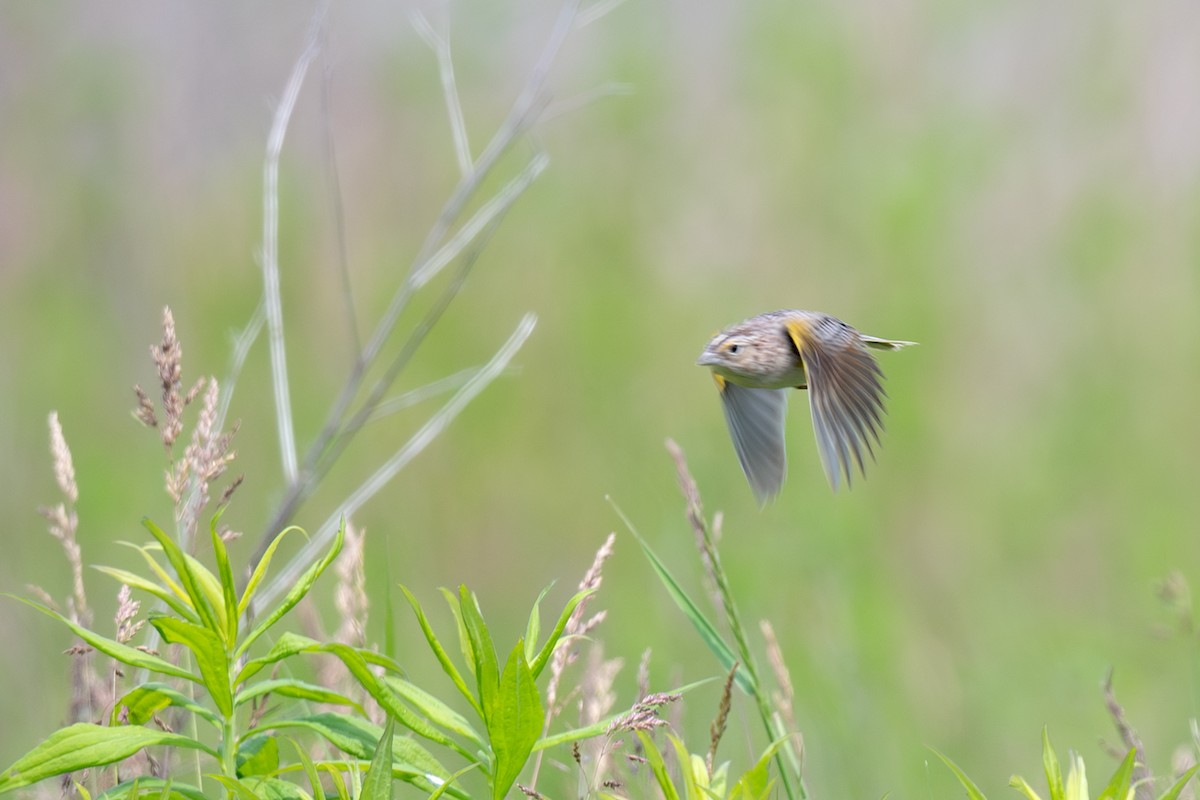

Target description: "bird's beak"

left=696, top=349, right=718, bottom=367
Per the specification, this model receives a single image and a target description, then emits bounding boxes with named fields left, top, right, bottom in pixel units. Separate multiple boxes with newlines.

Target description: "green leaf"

left=730, top=737, right=791, bottom=800
left=259, top=713, right=452, bottom=781
left=524, top=584, right=553, bottom=665
left=1043, top=727, right=1065, bottom=800
left=459, top=586, right=500, bottom=725
left=0, top=723, right=214, bottom=792
left=208, top=775, right=304, bottom=799
left=236, top=678, right=366, bottom=716
left=93, top=566, right=196, bottom=621
left=489, top=643, right=544, bottom=800
left=317, top=643, right=472, bottom=759
left=666, top=734, right=702, bottom=800
left=93, top=778, right=208, bottom=800
left=240, top=526, right=306, bottom=617
left=234, top=632, right=321, bottom=685
left=528, top=589, right=592, bottom=680
left=288, top=738, right=325, bottom=800
left=1096, top=748, right=1135, bottom=800
left=441, top=587, right=474, bottom=679
left=361, top=717, right=396, bottom=800
left=637, top=731, right=681, bottom=800
left=383, top=676, right=484, bottom=747
left=236, top=734, right=279, bottom=778
left=8, top=596, right=194, bottom=683
left=236, top=521, right=344, bottom=660
left=1009, top=775, right=1046, bottom=800
left=400, top=585, right=481, bottom=719
left=428, top=763, right=484, bottom=800
left=628, top=529, right=754, bottom=695
left=150, top=616, right=233, bottom=718
left=119, top=542, right=196, bottom=621
left=112, top=683, right=220, bottom=728
left=141, top=517, right=220, bottom=633
left=210, top=511, right=240, bottom=646
left=1158, top=763, right=1200, bottom=800
left=930, top=747, right=988, bottom=800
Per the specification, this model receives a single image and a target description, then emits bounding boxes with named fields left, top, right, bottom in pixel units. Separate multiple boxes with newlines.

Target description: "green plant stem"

left=669, top=439, right=806, bottom=800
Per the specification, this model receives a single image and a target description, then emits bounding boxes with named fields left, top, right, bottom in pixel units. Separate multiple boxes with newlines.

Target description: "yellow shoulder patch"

left=783, top=317, right=814, bottom=357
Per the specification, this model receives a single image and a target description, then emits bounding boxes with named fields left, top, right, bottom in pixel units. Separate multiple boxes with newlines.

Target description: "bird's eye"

left=727, top=343, right=739, bottom=354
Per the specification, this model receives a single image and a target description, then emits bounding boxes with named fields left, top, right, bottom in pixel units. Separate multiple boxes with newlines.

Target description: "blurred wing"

left=715, top=378, right=789, bottom=505
left=785, top=318, right=886, bottom=490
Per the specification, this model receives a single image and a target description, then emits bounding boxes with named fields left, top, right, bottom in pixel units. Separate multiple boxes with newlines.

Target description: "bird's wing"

left=714, top=376, right=789, bottom=505
left=784, top=317, right=886, bottom=490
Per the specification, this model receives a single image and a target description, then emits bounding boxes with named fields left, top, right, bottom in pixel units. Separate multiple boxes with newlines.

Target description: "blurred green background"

left=4, top=1, right=1200, bottom=797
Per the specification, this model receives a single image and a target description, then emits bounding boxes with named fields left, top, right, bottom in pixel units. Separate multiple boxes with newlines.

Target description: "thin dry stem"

left=530, top=532, right=616, bottom=790
left=1104, top=671, right=1152, bottom=800
left=636, top=648, right=651, bottom=701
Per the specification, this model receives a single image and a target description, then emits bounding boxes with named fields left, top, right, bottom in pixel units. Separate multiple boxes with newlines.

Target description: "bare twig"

left=261, top=5, right=327, bottom=486
left=252, top=313, right=537, bottom=612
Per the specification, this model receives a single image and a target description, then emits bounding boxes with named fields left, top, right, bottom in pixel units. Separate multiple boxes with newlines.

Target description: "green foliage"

left=936, top=728, right=1200, bottom=800
left=399, top=583, right=605, bottom=800
left=2, top=517, right=464, bottom=799
left=634, top=730, right=791, bottom=800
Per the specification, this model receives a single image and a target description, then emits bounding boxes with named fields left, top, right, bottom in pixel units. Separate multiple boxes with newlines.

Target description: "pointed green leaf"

left=119, top=542, right=194, bottom=617
left=240, top=526, right=306, bottom=617
left=629, top=529, right=754, bottom=695
left=490, top=642, right=544, bottom=800
left=930, top=747, right=988, bottom=800
left=236, top=678, right=365, bottom=715
left=1096, top=748, right=1136, bottom=800
left=288, top=738, right=325, bottom=800
left=257, top=713, right=452, bottom=780
left=731, top=736, right=790, bottom=800
left=1158, top=763, right=1200, bottom=800
left=141, top=517, right=220, bottom=632
left=0, top=723, right=214, bottom=792
left=459, top=586, right=499, bottom=725
left=637, top=731, right=682, bottom=800
left=234, top=631, right=321, bottom=685
left=666, top=734, right=702, bottom=800
left=236, top=522, right=344, bottom=659
left=383, top=676, right=483, bottom=747
left=528, top=589, right=593, bottom=679
left=112, top=683, right=220, bottom=728
left=400, top=585, right=481, bottom=719
left=1043, top=727, right=1064, bottom=800
left=150, top=616, right=233, bottom=718
left=524, top=584, right=553, bottom=665
left=1065, top=752, right=1087, bottom=800
left=210, top=511, right=240, bottom=646
left=313, top=643, right=473, bottom=760
left=441, top=587, right=475, bottom=679
left=93, top=566, right=195, bottom=621
left=9, top=596, right=194, bottom=682
left=361, top=717, right=396, bottom=800
left=428, top=764, right=484, bottom=800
